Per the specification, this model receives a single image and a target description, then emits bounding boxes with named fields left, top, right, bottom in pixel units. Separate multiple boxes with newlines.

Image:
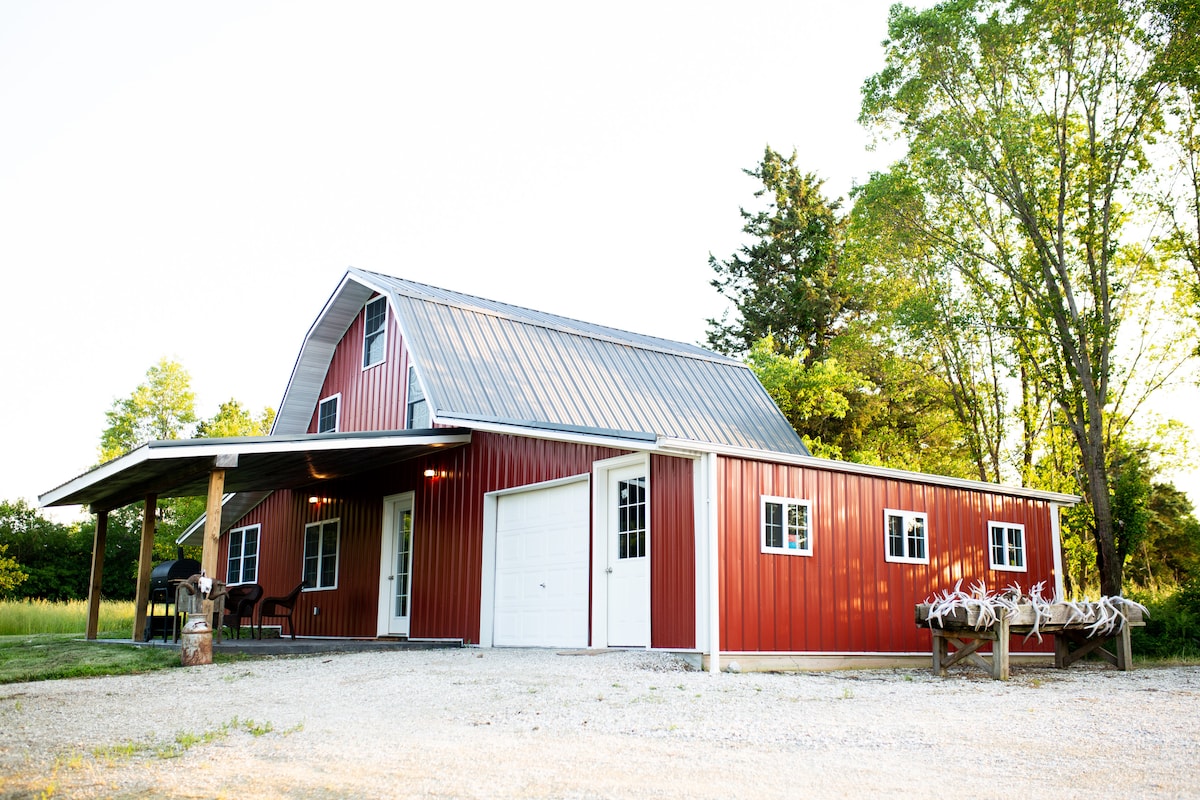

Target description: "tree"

left=1154, top=0, right=1200, bottom=324
left=706, top=146, right=857, bottom=362
left=849, top=168, right=1032, bottom=484
left=0, top=499, right=142, bottom=601
left=746, top=336, right=871, bottom=459
left=707, top=148, right=981, bottom=476
left=195, top=399, right=275, bottom=439
left=0, top=543, right=27, bottom=596
left=860, top=0, right=1197, bottom=595
left=1141, top=482, right=1200, bottom=586
left=99, top=358, right=197, bottom=462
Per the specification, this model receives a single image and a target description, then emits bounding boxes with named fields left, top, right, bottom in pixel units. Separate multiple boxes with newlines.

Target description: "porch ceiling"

left=39, top=429, right=472, bottom=511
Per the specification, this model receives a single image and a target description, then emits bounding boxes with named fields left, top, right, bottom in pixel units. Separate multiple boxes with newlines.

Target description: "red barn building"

left=42, top=269, right=1076, bottom=671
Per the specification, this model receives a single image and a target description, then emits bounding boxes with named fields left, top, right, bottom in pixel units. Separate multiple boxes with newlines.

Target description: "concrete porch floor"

left=97, top=635, right=461, bottom=656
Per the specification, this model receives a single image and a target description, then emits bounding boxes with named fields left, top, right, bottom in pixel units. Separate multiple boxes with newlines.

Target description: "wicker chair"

left=257, top=581, right=305, bottom=640
left=222, top=583, right=263, bottom=639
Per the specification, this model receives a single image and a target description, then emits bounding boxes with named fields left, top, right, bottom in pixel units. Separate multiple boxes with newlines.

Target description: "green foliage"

left=195, top=399, right=275, bottom=438
left=1110, top=441, right=1154, bottom=567
left=0, top=500, right=92, bottom=601
left=99, top=358, right=198, bottom=463
left=746, top=336, right=868, bottom=458
left=706, top=146, right=858, bottom=361
left=858, top=0, right=1200, bottom=594
left=0, top=500, right=145, bottom=602
left=94, top=363, right=276, bottom=563
left=1130, top=482, right=1200, bottom=589
left=709, top=148, right=981, bottom=477
left=0, top=543, right=27, bottom=596
left=1130, top=580, right=1200, bottom=659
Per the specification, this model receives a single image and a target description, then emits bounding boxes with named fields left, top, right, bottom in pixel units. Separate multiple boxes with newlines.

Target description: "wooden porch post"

left=198, top=459, right=237, bottom=637
left=132, top=494, right=157, bottom=642
left=200, top=468, right=226, bottom=582
left=85, top=509, right=108, bottom=640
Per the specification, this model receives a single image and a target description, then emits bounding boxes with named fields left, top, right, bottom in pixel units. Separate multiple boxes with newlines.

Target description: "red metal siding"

left=650, top=454, right=696, bottom=649
left=717, top=456, right=1058, bottom=654
left=224, top=432, right=631, bottom=642
left=309, top=297, right=412, bottom=433
left=404, top=434, right=624, bottom=641
left=217, top=491, right=384, bottom=637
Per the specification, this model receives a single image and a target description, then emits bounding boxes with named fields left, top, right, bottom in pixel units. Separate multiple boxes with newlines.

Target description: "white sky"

left=2, top=1, right=1196, bottom=518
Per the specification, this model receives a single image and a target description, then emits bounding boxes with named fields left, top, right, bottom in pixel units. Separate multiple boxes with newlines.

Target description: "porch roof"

left=38, top=429, right=472, bottom=512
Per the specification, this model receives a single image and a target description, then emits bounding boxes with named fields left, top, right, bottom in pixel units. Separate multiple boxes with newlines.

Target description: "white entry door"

left=493, top=480, right=590, bottom=647
left=381, top=493, right=414, bottom=636
left=607, top=464, right=650, bottom=647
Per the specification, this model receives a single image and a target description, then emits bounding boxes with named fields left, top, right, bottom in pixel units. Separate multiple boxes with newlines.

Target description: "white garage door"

left=493, top=480, right=590, bottom=647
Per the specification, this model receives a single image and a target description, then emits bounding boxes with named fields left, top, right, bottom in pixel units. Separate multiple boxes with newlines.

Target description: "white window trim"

left=226, top=524, right=260, bottom=585
left=760, top=495, right=813, bottom=557
left=317, top=393, right=341, bottom=434
left=405, top=365, right=428, bottom=430
left=362, top=295, right=388, bottom=370
left=884, top=508, right=929, bottom=565
left=988, top=520, right=1027, bottom=572
left=303, top=517, right=340, bottom=591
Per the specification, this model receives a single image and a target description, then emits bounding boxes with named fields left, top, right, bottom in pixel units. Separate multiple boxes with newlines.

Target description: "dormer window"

left=406, top=366, right=428, bottom=429
left=362, top=296, right=387, bottom=369
left=318, top=394, right=340, bottom=433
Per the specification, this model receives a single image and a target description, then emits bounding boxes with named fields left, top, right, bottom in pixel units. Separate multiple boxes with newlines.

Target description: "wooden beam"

left=132, top=495, right=157, bottom=642
left=199, top=469, right=225, bottom=582
left=85, top=510, right=108, bottom=640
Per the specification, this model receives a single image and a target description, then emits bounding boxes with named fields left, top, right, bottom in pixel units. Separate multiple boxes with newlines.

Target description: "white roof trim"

left=431, top=414, right=661, bottom=453
left=39, top=444, right=157, bottom=508
left=39, top=431, right=473, bottom=509
left=654, top=437, right=1081, bottom=505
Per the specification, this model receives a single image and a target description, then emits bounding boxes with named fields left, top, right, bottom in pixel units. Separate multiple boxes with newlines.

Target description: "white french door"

left=379, top=493, right=414, bottom=636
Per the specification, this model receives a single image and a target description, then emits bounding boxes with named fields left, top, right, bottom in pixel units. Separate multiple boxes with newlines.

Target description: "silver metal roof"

left=348, top=268, right=809, bottom=455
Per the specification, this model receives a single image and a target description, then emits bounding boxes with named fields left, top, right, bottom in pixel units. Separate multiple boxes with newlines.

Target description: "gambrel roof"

left=275, top=268, right=810, bottom=456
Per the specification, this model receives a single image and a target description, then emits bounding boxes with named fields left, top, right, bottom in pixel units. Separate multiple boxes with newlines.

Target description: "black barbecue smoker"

left=144, top=552, right=201, bottom=641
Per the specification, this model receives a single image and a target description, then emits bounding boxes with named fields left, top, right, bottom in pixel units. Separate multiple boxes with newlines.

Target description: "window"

left=303, top=518, right=340, bottom=590
left=317, top=394, right=340, bottom=433
left=226, top=525, right=260, bottom=585
left=362, top=296, right=387, bottom=368
left=617, top=476, right=647, bottom=559
left=405, top=366, right=429, bottom=429
left=885, top=509, right=928, bottom=564
left=761, top=496, right=813, bottom=556
left=988, top=521, right=1026, bottom=571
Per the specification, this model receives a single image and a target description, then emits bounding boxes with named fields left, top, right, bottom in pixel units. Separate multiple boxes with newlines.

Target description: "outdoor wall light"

left=308, top=496, right=333, bottom=505
left=423, top=469, right=437, bottom=478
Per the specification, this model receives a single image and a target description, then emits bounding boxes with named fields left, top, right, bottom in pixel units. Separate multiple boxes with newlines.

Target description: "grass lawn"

left=0, top=633, right=185, bottom=684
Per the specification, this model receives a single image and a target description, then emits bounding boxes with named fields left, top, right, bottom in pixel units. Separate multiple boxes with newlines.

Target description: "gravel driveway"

left=1, top=648, right=1197, bottom=799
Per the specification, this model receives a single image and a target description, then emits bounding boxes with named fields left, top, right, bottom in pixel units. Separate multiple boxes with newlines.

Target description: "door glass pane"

left=394, top=509, right=412, bottom=617
left=616, top=477, right=646, bottom=559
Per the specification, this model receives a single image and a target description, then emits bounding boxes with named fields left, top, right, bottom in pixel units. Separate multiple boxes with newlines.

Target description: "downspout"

left=706, top=452, right=720, bottom=674
left=1050, top=503, right=1066, bottom=599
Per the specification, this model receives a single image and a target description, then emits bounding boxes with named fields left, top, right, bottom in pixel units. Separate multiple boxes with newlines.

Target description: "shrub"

left=1129, top=580, right=1200, bottom=660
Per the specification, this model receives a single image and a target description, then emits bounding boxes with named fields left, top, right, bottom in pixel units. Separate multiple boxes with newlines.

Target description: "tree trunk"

left=1083, top=443, right=1122, bottom=596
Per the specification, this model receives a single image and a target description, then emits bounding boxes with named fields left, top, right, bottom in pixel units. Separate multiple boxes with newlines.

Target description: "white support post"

left=706, top=452, right=720, bottom=675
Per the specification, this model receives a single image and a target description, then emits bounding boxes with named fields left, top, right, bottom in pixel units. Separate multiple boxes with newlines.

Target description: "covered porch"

left=38, top=429, right=471, bottom=642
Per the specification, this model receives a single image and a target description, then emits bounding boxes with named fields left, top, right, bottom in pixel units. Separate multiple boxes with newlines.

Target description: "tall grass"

left=0, top=599, right=136, bottom=636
